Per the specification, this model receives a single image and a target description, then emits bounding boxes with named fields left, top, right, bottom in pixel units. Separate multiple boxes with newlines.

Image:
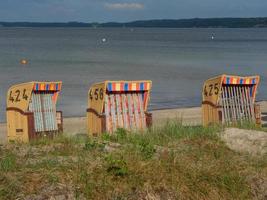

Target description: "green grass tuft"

left=0, top=153, right=16, bottom=172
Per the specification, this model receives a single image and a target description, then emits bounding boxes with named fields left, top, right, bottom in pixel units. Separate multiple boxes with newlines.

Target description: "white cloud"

left=104, top=3, right=144, bottom=11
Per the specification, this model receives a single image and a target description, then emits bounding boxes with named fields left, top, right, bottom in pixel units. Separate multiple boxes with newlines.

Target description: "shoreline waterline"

left=1, top=101, right=267, bottom=143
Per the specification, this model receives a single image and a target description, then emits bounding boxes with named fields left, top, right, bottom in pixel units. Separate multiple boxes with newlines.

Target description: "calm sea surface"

left=0, top=28, right=267, bottom=122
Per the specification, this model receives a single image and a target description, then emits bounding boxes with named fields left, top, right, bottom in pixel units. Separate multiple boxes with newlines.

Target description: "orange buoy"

left=20, top=59, right=28, bottom=65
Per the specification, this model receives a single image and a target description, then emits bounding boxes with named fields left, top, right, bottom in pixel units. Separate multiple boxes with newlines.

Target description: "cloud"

left=104, top=2, right=144, bottom=11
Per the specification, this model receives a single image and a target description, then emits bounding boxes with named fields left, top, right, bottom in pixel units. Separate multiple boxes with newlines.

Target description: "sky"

left=0, top=0, right=267, bottom=22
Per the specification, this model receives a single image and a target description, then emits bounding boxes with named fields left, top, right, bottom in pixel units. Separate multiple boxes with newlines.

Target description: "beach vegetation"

left=0, top=121, right=266, bottom=199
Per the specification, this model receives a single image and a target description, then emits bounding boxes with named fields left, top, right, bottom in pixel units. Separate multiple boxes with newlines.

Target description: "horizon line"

left=1, top=16, right=267, bottom=24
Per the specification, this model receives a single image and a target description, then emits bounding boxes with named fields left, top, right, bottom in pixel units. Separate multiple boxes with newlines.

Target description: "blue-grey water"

left=0, top=28, right=267, bottom=122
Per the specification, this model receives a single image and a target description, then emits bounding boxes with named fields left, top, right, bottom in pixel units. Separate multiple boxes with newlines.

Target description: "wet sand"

left=1, top=101, right=267, bottom=143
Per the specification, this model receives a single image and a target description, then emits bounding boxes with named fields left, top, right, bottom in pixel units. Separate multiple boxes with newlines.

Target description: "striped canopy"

left=34, top=82, right=62, bottom=91
left=223, top=76, right=258, bottom=85
left=107, top=81, right=151, bottom=92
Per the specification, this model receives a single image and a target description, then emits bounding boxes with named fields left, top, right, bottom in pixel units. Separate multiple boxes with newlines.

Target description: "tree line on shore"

left=1, top=17, right=267, bottom=28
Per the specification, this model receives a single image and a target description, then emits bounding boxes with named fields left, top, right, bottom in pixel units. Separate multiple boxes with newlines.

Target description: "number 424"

left=9, top=89, right=28, bottom=103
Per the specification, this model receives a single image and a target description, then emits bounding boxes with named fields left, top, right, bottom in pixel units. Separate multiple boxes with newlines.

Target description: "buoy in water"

left=20, top=59, right=28, bottom=65
left=211, top=35, right=215, bottom=40
left=102, top=38, right=106, bottom=42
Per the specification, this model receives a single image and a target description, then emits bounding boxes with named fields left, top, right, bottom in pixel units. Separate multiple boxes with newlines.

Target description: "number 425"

left=204, top=83, right=219, bottom=97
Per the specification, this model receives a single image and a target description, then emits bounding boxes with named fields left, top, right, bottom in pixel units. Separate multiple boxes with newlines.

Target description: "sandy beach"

left=1, top=101, right=267, bottom=143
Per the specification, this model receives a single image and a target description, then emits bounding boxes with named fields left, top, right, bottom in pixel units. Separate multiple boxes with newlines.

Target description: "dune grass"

left=0, top=122, right=266, bottom=199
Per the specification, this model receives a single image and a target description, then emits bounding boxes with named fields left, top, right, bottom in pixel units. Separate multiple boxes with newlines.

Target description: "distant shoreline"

left=1, top=17, right=267, bottom=28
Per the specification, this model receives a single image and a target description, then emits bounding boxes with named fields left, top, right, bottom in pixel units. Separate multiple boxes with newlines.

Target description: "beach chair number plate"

left=204, top=83, right=219, bottom=97
left=89, top=88, right=104, bottom=101
left=9, top=89, right=29, bottom=103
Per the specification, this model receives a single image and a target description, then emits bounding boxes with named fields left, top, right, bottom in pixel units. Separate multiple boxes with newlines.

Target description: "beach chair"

left=87, top=80, right=152, bottom=135
left=202, top=75, right=261, bottom=126
left=6, top=81, right=63, bottom=142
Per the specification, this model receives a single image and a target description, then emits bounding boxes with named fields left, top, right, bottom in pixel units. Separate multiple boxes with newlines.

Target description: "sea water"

left=0, top=27, right=267, bottom=122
